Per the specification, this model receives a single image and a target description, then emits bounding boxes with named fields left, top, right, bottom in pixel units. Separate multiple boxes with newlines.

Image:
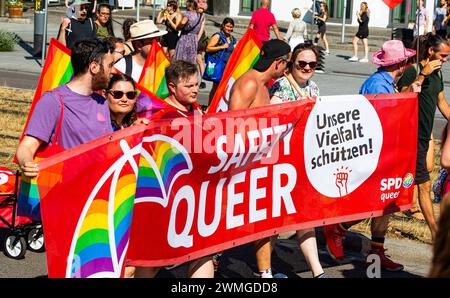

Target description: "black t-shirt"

left=397, top=64, right=444, bottom=141
left=65, top=17, right=96, bottom=49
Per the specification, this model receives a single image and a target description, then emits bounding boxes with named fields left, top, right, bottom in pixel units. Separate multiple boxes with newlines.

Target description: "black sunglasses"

left=296, top=60, right=317, bottom=70
left=108, top=90, right=137, bottom=100
left=80, top=5, right=89, bottom=11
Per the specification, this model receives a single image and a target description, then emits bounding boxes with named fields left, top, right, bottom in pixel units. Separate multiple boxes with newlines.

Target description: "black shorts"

left=161, top=32, right=179, bottom=50
left=415, top=138, right=430, bottom=185
left=355, top=29, right=369, bottom=39
left=318, top=24, right=326, bottom=35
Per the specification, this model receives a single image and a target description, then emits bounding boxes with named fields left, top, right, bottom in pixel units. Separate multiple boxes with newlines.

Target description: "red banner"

left=36, top=93, right=417, bottom=277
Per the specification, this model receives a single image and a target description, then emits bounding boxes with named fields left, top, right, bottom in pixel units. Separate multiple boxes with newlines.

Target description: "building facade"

left=206, top=0, right=437, bottom=30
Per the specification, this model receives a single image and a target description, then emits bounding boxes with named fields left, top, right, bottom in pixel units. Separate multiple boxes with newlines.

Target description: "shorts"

left=415, top=138, right=430, bottom=185
left=318, top=24, right=326, bottom=35
left=161, top=32, right=179, bottom=51
left=355, top=29, right=369, bottom=39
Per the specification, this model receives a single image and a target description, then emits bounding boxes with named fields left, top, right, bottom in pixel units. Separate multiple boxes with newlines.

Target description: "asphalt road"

left=0, top=228, right=432, bottom=278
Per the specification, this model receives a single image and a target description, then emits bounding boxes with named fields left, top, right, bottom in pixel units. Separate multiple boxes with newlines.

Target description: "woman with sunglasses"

left=105, top=73, right=137, bottom=132
left=269, top=43, right=320, bottom=104
left=268, top=44, right=326, bottom=278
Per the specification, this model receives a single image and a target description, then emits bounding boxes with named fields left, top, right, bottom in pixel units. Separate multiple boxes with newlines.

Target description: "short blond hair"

left=291, top=8, right=301, bottom=19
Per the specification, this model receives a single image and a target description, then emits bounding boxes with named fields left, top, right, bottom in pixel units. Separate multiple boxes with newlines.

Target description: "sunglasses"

left=80, top=5, right=89, bottom=11
left=108, top=90, right=137, bottom=100
left=296, top=60, right=317, bottom=70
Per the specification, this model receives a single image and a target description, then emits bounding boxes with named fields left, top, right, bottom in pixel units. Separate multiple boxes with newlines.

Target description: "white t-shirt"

left=113, top=56, right=144, bottom=82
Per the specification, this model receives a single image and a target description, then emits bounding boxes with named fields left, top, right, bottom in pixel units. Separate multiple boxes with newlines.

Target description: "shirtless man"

left=228, top=39, right=291, bottom=278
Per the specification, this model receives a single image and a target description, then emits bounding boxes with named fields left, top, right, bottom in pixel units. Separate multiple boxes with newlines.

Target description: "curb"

left=0, top=17, right=31, bottom=24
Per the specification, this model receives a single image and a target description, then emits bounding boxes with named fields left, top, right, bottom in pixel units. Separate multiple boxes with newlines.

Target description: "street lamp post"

left=341, top=0, right=347, bottom=43
left=0, top=0, right=6, bottom=17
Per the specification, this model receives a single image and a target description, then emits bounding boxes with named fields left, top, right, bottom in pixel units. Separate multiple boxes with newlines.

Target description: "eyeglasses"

left=108, top=90, right=137, bottom=100
left=80, top=5, right=89, bottom=11
left=296, top=60, right=317, bottom=70
left=114, top=50, right=125, bottom=56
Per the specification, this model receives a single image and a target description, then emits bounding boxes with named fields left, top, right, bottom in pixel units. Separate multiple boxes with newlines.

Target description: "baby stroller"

left=0, top=166, right=44, bottom=259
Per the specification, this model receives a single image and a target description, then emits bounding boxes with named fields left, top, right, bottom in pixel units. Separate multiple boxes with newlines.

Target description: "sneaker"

left=314, top=272, right=329, bottom=278
left=315, top=69, right=325, bottom=74
left=348, top=56, right=358, bottom=62
left=324, top=50, right=330, bottom=55
left=359, top=58, right=369, bottom=63
left=273, top=273, right=288, bottom=278
left=199, top=82, right=206, bottom=89
left=367, top=248, right=404, bottom=272
left=323, top=224, right=345, bottom=261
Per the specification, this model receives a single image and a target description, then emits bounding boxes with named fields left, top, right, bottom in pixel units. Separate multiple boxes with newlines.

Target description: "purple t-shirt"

left=25, top=84, right=112, bottom=149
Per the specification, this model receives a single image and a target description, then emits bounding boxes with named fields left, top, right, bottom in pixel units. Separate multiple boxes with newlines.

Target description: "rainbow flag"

left=138, top=39, right=170, bottom=99
left=207, top=29, right=263, bottom=113
left=21, top=38, right=73, bottom=139
left=135, top=83, right=174, bottom=120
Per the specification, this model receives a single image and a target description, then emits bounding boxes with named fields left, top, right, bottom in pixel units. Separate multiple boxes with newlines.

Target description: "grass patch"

left=0, top=30, right=19, bottom=52
left=0, top=87, right=32, bottom=170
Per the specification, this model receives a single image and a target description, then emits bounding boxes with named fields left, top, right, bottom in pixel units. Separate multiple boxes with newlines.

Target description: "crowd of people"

left=14, top=0, right=450, bottom=278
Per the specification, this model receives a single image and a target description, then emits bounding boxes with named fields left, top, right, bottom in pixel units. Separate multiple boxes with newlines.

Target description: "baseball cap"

left=253, top=39, right=291, bottom=72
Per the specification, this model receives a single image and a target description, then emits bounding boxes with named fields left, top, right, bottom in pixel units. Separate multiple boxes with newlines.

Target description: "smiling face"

left=291, top=49, right=317, bottom=85
left=107, top=80, right=137, bottom=118
left=222, top=23, right=234, bottom=35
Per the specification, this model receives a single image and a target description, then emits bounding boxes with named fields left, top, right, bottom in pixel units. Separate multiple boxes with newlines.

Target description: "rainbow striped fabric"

left=69, top=172, right=136, bottom=278
left=135, top=136, right=192, bottom=206
left=17, top=177, right=41, bottom=222
left=208, top=29, right=263, bottom=113
left=21, top=38, right=73, bottom=138
left=138, top=39, right=170, bottom=99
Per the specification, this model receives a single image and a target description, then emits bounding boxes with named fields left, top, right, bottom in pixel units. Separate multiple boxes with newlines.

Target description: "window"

left=239, top=0, right=263, bottom=15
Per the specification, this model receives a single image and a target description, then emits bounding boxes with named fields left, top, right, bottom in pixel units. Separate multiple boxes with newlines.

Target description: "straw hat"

left=130, top=20, right=167, bottom=41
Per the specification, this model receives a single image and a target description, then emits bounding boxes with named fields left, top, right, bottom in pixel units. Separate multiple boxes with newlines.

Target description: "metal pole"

left=136, top=0, right=140, bottom=21
left=42, top=0, right=48, bottom=64
left=311, top=0, right=316, bottom=41
left=416, top=5, right=420, bottom=75
left=152, top=0, right=156, bottom=21
left=341, top=0, right=347, bottom=43
left=0, top=0, right=6, bottom=17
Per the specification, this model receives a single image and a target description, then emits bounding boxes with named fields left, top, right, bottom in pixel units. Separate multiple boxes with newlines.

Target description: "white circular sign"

left=304, top=95, right=383, bottom=198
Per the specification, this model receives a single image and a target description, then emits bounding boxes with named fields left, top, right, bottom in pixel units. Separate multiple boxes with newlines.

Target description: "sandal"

left=403, top=208, right=426, bottom=223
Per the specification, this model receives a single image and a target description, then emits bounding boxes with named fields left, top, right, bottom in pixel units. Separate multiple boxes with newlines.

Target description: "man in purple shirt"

left=16, top=38, right=115, bottom=178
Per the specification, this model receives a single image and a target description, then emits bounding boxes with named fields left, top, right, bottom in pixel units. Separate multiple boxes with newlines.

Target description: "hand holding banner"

left=36, top=93, right=418, bottom=277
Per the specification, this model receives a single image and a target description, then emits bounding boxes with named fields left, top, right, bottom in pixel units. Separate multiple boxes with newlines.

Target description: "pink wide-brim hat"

left=371, top=40, right=416, bottom=67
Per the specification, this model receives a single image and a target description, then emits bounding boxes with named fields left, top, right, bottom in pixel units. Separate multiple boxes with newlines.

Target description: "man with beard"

left=398, top=33, right=450, bottom=240
left=114, top=20, right=167, bottom=82
left=17, top=39, right=115, bottom=178
left=58, top=0, right=97, bottom=49
left=228, top=39, right=291, bottom=278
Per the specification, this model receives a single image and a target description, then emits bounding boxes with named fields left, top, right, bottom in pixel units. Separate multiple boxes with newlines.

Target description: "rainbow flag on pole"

left=138, top=39, right=170, bottom=99
left=207, top=29, right=263, bottom=113
left=20, top=38, right=73, bottom=139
